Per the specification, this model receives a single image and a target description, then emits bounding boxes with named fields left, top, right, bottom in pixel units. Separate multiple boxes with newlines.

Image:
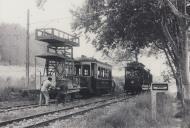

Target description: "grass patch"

left=0, top=86, right=38, bottom=103
left=183, top=101, right=190, bottom=128
left=0, top=75, right=37, bottom=102
left=0, top=86, right=21, bottom=101
left=113, top=77, right=125, bottom=95
left=84, top=93, right=174, bottom=128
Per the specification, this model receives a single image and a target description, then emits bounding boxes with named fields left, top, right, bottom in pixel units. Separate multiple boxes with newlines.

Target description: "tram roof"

left=75, top=56, right=112, bottom=68
left=125, top=62, right=145, bottom=69
left=36, top=53, right=73, bottom=61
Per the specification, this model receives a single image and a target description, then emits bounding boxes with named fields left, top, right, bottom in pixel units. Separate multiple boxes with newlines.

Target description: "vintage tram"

left=35, top=28, right=114, bottom=102
left=124, top=62, right=152, bottom=94
left=35, top=28, right=80, bottom=101
left=75, top=56, right=114, bottom=96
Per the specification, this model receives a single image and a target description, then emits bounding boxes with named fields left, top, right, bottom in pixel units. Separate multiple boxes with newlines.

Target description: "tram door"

left=91, top=63, right=97, bottom=78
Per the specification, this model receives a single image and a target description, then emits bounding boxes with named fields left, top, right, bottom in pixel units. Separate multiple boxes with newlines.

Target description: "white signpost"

left=151, top=83, right=168, bottom=120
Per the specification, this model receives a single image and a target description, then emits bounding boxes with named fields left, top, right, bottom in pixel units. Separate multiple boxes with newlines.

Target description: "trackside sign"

left=151, top=82, right=168, bottom=120
left=152, top=83, right=168, bottom=91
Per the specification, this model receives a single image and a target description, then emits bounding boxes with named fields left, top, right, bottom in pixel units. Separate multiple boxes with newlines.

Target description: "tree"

left=71, top=0, right=190, bottom=111
left=0, top=23, right=47, bottom=65
left=36, top=0, right=47, bottom=9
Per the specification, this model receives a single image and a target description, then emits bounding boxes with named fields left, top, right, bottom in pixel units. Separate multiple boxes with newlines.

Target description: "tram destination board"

left=152, top=83, right=168, bottom=91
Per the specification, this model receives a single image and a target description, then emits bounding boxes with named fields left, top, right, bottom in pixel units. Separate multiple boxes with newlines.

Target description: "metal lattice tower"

left=35, top=28, right=79, bottom=81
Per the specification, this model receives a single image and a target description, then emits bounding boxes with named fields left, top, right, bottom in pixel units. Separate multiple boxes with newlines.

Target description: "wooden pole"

left=35, top=57, right=37, bottom=89
left=26, top=9, right=30, bottom=88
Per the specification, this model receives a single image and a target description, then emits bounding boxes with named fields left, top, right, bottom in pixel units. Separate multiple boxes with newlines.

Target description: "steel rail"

left=23, top=96, right=133, bottom=128
left=0, top=101, right=57, bottom=113
left=0, top=94, right=112, bottom=113
left=0, top=95, right=124, bottom=127
left=0, top=104, right=43, bottom=113
left=0, top=104, right=36, bottom=110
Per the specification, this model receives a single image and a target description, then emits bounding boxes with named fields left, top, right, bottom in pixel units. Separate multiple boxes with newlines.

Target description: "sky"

left=0, top=0, right=168, bottom=79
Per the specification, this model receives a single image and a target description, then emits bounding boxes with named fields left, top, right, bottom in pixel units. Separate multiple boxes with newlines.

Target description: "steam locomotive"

left=124, top=62, right=152, bottom=94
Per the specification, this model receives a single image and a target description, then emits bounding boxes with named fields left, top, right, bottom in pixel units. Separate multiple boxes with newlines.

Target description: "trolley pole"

left=26, top=9, right=30, bottom=87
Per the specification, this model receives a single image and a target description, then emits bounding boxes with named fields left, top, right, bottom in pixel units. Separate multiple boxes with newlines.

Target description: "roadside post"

left=151, top=83, right=168, bottom=120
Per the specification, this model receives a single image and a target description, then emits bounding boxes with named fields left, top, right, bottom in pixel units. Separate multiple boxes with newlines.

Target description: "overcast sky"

left=0, top=0, right=100, bottom=59
left=0, top=0, right=168, bottom=78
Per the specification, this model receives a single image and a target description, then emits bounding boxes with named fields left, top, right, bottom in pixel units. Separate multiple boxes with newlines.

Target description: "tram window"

left=99, top=67, right=103, bottom=78
left=82, top=65, right=90, bottom=76
left=109, top=70, right=112, bottom=78
left=75, top=66, right=81, bottom=76
left=100, top=68, right=103, bottom=78
left=102, top=68, right=105, bottom=78
left=74, top=66, right=77, bottom=75
left=105, top=69, right=108, bottom=78
left=98, top=67, right=100, bottom=78
left=74, top=67, right=76, bottom=75
left=79, top=68, right=81, bottom=75
left=107, top=70, right=109, bottom=78
left=84, top=70, right=88, bottom=75
left=107, top=69, right=110, bottom=78
left=102, top=68, right=104, bottom=78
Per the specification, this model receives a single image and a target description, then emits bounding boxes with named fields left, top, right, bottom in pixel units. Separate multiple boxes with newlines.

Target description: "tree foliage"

left=72, top=0, right=190, bottom=104
left=71, top=0, right=166, bottom=54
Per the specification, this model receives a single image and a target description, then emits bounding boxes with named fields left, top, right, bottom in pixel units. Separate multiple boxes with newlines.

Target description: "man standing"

left=39, top=77, right=53, bottom=105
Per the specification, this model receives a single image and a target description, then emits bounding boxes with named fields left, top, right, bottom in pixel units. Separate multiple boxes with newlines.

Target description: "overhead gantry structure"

left=35, top=28, right=80, bottom=90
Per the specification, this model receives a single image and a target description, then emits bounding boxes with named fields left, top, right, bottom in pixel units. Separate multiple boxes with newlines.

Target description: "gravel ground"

left=0, top=99, right=93, bottom=121
left=2, top=97, right=123, bottom=128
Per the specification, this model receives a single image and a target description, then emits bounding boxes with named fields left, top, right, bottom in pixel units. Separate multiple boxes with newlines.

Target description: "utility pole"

left=26, top=9, right=30, bottom=87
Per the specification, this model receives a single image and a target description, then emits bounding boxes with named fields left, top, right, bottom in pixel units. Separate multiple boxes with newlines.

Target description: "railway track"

left=24, top=95, right=133, bottom=128
left=0, top=104, right=35, bottom=110
left=0, top=94, right=113, bottom=113
left=0, top=100, right=57, bottom=113
left=0, top=104, right=42, bottom=113
left=0, top=95, right=109, bottom=113
left=0, top=94, right=131, bottom=128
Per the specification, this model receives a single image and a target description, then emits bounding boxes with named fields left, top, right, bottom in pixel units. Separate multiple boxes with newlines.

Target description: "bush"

left=0, top=75, right=37, bottom=102
left=0, top=86, right=21, bottom=101
left=183, top=101, right=190, bottom=128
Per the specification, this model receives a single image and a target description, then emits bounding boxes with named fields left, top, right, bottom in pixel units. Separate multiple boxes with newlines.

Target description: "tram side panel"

left=75, top=61, right=113, bottom=96
left=95, top=78, right=112, bottom=94
left=79, top=77, right=113, bottom=95
left=79, top=76, right=94, bottom=95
